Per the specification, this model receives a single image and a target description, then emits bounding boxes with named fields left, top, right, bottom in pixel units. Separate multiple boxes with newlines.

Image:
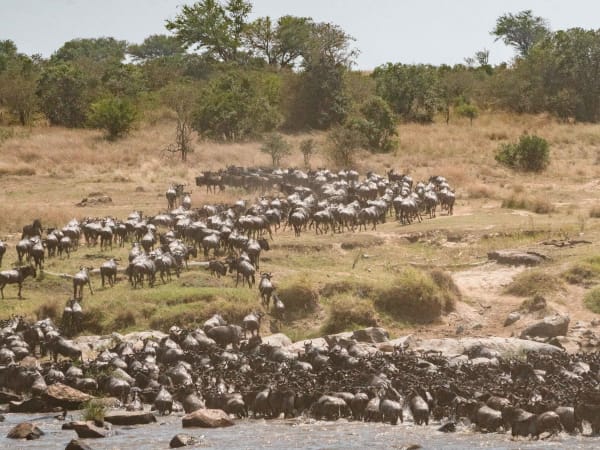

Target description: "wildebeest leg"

left=18, top=282, right=23, bottom=299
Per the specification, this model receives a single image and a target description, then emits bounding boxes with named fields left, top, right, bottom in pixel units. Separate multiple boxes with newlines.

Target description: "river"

left=1, top=412, right=599, bottom=450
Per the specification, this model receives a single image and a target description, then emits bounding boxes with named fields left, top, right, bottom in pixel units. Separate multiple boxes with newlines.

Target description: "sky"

left=1, top=0, right=599, bottom=69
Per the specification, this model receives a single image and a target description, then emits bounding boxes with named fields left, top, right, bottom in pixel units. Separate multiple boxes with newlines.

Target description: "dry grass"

left=505, top=271, right=562, bottom=297
left=501, top=193, right=555, bottom=214
left=1, top=112, right=600, bottom=339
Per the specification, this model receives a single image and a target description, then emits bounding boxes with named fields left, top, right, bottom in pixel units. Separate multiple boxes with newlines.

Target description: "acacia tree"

left=261, top=132, right=291, bottom=166
left=299, top=138, right=317, bottom=168
left=127, top=34, right=184, bottom=62
left=492, top=10, right=550, bottom=57
left=165, top=0, right=252, bottom=62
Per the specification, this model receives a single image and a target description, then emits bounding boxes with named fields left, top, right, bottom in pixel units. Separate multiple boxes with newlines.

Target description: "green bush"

left=260, top=132, right=291, bottom=167
left=505, top=271, right=559, bottom=296
left=374, top=268, right=459, bottom=323
left=322, top=296, right=377, bottom=334
left=88, top=96, right=137, bottom=140
left=495, top=134, right=550, bottom=172
left=83, top=400, right=106, bottom=422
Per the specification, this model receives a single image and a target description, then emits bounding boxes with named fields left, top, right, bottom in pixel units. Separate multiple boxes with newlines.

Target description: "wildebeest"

left=166, top=184, right=184, bottom=210
left=0, top=240, right=6, bottom=267
left=258, top=272, right=275, bottom=308
left=0, top=265, right=36, bottom=299
left=73, top=267, right=93, bottom=300
left=207, top=260, right=228, bottom=278
left=100, top=258, right=119, bottom=288
left=21, top=219, right=43, bottom=239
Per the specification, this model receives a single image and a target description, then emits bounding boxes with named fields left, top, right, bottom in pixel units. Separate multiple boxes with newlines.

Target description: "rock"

left=261, top=333, right=292, bottom=347
left=504, top=312, right=521, bottom=327
left=488, top=250, right=547, bottom=266
left=65, top=439, right=93, bottom=450
left=471, top=323, right=483, bottom=330
left=455, top=325, right=465, bottom=335
left=377, top=335, right=413, bottom=352
left=182, top=409, right=234, bottom=428
left=352, top=327, right=389, bottom=343
left=44, top=383, right=94, bottom=409
left=104, top=411, right=157, bottom=426
left=6, top=422, right=44, bottom=439
left=0, top=390, right=22, bottom=403
left=438, top=421, right=456, bottom=432
left=520, top=314, right=570, bottom=339
left=0, top=414, right=4, bottom=422
left=70, top=421, right=112, bottom=439
left=170, top=433, right=200, bottom=448
left=407, top=336, right=563, bottom=358
left=591, top=319, right=600, bottom=327
left=9, top=397, right=52, bottom=413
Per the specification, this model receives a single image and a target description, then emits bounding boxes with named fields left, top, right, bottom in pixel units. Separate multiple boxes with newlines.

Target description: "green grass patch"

left=505, top=270, right=561, bottom=296
left=83, top=400, right=106, bottom=422
left=563, top=256, right=600, bottom=286
left=374, top=268, right=459, bottom=323
left=322, top=295, right=378, bottom=334
left=584, top=287, right=600, bottom=314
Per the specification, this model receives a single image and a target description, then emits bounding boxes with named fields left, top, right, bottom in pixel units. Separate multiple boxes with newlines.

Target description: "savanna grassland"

left=1, top=112, right=600, bottom=341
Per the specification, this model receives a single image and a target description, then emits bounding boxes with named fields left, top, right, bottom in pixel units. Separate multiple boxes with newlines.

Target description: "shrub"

left=277, top=274, right=319, bottom=318
left=505, top=271, right=559, bottom=296
left=322, top=296, right=377, bottom=334
left=299, top=138, right=317, bottom=168
left=563, top=256, right=600, bottom=286
left=260, top=132, right=291, bottom=167
left=88, top=96, right=137, bottom=140
left=584, top=287, right=600, bottom=314
left=495, top=134, right=550, bottom=172
left=501, top=193, right=554, bottom=214
left=112, top=309, right=137, bottom=330
left=455, top=102, right=479, bottom=126
left=327, top=125, right=365, bottom=168
left=35, top=300, right=61, bottom=322
left=520, top=294, right=548, bottom=313
left=80, top=307, right=107, bottom=334
left=83, top=400, right=106, bottom=422
left=374, top=268, right=459, bottom=323
left=589, top=205, right=600, bottom=218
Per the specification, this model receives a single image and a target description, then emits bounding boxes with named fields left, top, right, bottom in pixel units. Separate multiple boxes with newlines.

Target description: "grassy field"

left=1, top=112, right=600, bottom=340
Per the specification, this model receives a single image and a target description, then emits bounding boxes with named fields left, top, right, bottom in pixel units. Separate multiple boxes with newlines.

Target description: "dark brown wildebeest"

left=0, top=265, right=37, bottom=299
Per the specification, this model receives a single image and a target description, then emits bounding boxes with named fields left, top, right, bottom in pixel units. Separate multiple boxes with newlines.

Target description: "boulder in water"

left=104, top=411, right=157, bottom=426
left=170, top=433, right=200, bottom=448
left=7, top=422, right=44, bottom=440
left=65, top=439, right=94, bottom=450
left=182, top=409, right=234, bottom=428
left=44, top=383, right=94, bottom=409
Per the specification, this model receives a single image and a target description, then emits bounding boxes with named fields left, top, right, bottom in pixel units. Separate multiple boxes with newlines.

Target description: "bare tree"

left=162, top=83, right=197, bottom=162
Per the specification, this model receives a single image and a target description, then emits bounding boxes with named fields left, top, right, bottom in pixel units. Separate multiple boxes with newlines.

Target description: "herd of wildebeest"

left=1, top=167, right=600, bottom=438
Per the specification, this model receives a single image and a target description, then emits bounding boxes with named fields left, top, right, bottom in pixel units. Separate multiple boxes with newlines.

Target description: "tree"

left=37, top=62, right=91, bottom=127
left=492, top=10, right=550, bottom=57
left=0, top=41, right=40, bottom=125
left=350, top=96, right=397, bottom=152
left=437, top=65, right=475, bottom=124
left=88, top=96, right=137, bottom=140
left=261, top=132, right=291, bottom=166
left=165, top=0, right=252, bottom=62
left=299, top=138, right=317, bottom=168
left=161, top=82, right=199, bottom=161
left=455, top=102, right=479, bottom=126
left=192, top=71, right=280, bottom=140
left=373, top=63, right=439, bottom=123
left=127, top=34, right=184, bottom=61
left=327, top=125, right=364, bottom=168
left=284, top=22, right=357, bottom=130
left=52, top=37, right=127, bottom=69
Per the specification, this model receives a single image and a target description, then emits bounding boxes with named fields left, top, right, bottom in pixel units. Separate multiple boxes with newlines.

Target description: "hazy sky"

left=1, top=0, right=598, bottom=68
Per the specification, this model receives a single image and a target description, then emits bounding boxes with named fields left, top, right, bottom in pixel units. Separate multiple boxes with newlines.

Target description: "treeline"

left=1, top=3, right=599, bottom=148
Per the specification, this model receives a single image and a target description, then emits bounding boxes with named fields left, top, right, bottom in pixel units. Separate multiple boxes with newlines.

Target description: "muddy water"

left=1, top=413, right=599, bottom=450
